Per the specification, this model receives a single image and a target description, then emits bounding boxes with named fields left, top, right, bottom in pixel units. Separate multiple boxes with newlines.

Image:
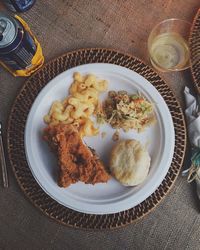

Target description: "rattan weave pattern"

left=7, top=48, right=186, bottom=229
left=190, top=8, right=200, bottom=93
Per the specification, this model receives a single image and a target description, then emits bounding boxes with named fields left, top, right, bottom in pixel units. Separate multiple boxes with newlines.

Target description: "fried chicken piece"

left=43, top=124, right=110, bottom=187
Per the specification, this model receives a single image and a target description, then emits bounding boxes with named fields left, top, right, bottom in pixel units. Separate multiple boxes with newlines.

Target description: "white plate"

left=25, top=63, right=175, bottom=215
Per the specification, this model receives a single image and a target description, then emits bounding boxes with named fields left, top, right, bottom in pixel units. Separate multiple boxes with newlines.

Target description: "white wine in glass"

left=148, top=19, right=191, bottom=72
left=149, top=33, right=190, bottom=70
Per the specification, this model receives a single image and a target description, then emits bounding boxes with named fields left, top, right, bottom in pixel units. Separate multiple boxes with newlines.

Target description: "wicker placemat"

left=189, top=8, right=200, bottom=93
left=7, top=48, right=186, bottom=229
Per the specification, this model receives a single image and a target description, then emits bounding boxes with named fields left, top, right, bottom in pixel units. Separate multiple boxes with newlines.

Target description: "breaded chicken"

left=43, top=124, right=110, bottom=187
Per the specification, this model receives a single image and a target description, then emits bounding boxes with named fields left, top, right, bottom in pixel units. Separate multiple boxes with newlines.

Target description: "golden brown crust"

left=43, top=124, right=110, bottom=187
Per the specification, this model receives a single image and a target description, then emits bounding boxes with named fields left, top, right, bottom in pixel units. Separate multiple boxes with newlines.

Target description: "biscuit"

left=110, top=139, right=150, bottom=186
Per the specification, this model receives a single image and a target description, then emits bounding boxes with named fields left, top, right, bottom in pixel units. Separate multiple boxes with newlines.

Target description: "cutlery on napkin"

left=183, top=87, right=200, bottom=199
left=0, top=122, right=8, bottom=188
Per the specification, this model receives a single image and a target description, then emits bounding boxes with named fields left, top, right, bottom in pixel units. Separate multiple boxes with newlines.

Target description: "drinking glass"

left=148, top=18, right=191, bottom=72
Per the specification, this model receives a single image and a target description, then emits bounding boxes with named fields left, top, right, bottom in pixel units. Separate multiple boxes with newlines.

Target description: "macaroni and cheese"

left=44, top=72, right=108, bottom=137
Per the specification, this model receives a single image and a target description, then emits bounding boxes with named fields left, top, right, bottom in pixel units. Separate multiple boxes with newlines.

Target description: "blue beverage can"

left=0, top=13, right=37, bottom=71
left=2, top=0, right=36, bottom=13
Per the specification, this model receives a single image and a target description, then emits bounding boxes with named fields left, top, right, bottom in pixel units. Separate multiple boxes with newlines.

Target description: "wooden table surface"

left=0, top=1, right=200, bottom=250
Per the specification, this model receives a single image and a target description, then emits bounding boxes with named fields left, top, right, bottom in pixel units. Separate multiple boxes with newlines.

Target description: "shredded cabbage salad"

left=97, top=90, right=156, bottom=132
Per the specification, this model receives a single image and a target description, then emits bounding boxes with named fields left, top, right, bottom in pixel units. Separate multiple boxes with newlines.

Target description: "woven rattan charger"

left=189, top=8, right=200, bottom=93
left=7, top=48, right=186, bottom=229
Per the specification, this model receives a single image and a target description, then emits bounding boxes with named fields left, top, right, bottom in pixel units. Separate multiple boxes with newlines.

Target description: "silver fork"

left=0, top=122, right=8, bottom=188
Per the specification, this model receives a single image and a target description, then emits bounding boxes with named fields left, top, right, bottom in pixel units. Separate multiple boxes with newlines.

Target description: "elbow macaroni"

left=44, top=72, right=108, bottom=137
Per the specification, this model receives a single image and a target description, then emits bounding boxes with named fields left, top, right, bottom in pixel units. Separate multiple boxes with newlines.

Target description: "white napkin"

left=184, top=86, right=200, bottom=199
